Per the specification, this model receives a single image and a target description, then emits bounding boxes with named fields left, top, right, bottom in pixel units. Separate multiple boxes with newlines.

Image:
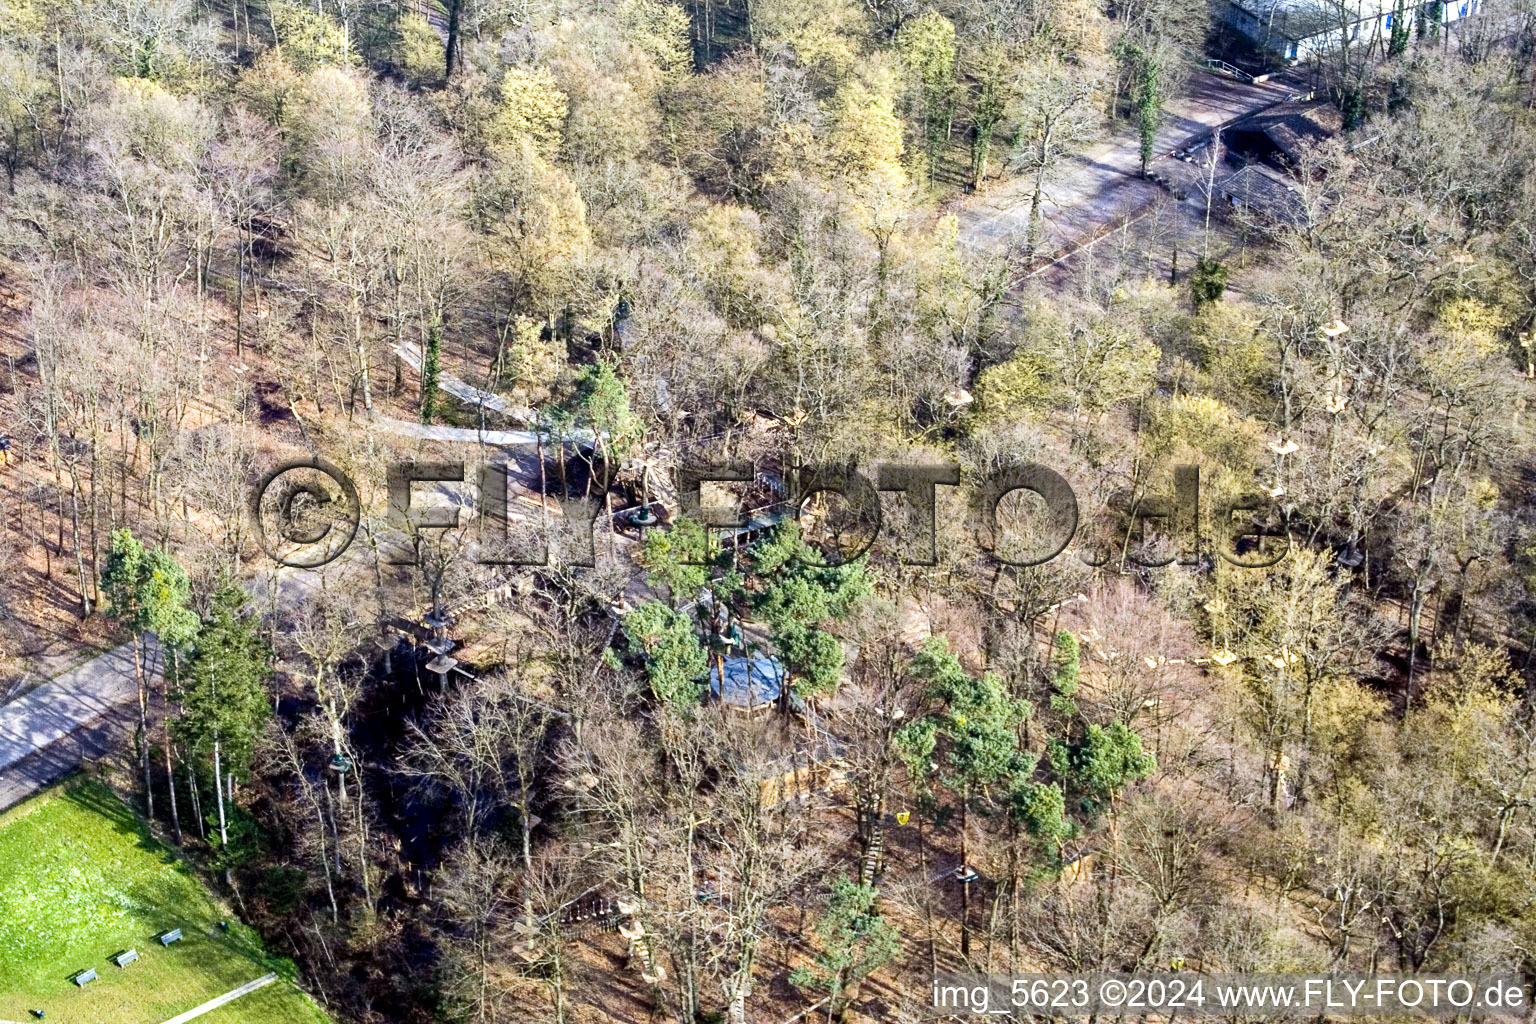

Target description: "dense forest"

left=3, top=0, right=1536, bottom=1019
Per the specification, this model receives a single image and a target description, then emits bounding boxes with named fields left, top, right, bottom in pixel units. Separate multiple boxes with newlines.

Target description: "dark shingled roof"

left=1231, top=100, right=1342, bottom=165
left=1217, top=165, right=1310, bottom=226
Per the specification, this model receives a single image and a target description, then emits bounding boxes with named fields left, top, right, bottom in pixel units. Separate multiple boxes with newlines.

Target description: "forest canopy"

left=2, top=0, right=1536, bottom=1020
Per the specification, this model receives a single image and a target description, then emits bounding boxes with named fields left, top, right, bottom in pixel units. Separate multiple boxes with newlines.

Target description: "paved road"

left=384, top=343, right=598, bottom=448
left=375, top=417, right=544, bottom=446
left=394, top=341, right=531, bottom=420
left=955, top=69, right=1305, bottom=257
left=158, top=972, right=278, bottom=1024
left=0, top=637, right=156, bottom=764
left=0, top=713, right=128, bottom=812
left=0, top=638, right=156, bottom=810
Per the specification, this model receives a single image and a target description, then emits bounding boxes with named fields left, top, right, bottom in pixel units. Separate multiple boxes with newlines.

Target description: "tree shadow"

left=59, top=783, right=270, bottom=966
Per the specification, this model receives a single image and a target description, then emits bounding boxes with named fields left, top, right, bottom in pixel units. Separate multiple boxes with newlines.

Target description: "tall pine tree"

left=178, top=582, right=273, bottom=872
left=420, top=311, right=443, bottom=423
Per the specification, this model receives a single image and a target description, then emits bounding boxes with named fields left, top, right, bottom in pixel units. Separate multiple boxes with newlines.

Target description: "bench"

left=71, top=968, right=97, bottom=987
left=158, top=929, right=183, bottom=946
left=113, top=949, right=139, bottom=968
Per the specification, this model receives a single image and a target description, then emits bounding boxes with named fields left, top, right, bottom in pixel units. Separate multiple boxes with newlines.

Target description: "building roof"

left=1217, top=165, right=1310, bottom=226
left=1229, top=100, right=1341, bottom=165
left=1229, top=0, right=1395, bottom=38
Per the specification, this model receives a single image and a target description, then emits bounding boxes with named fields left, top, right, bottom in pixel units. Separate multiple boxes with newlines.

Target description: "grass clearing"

left=0, top=780, right=329, bottom=1024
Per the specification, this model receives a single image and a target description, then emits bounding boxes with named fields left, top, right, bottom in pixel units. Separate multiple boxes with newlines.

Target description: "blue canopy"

left=708, top=656, right=786, bottom=707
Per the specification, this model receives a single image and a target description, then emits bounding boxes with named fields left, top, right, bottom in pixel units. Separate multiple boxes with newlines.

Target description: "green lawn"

left=0, top=781, right=331, bottom=1024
